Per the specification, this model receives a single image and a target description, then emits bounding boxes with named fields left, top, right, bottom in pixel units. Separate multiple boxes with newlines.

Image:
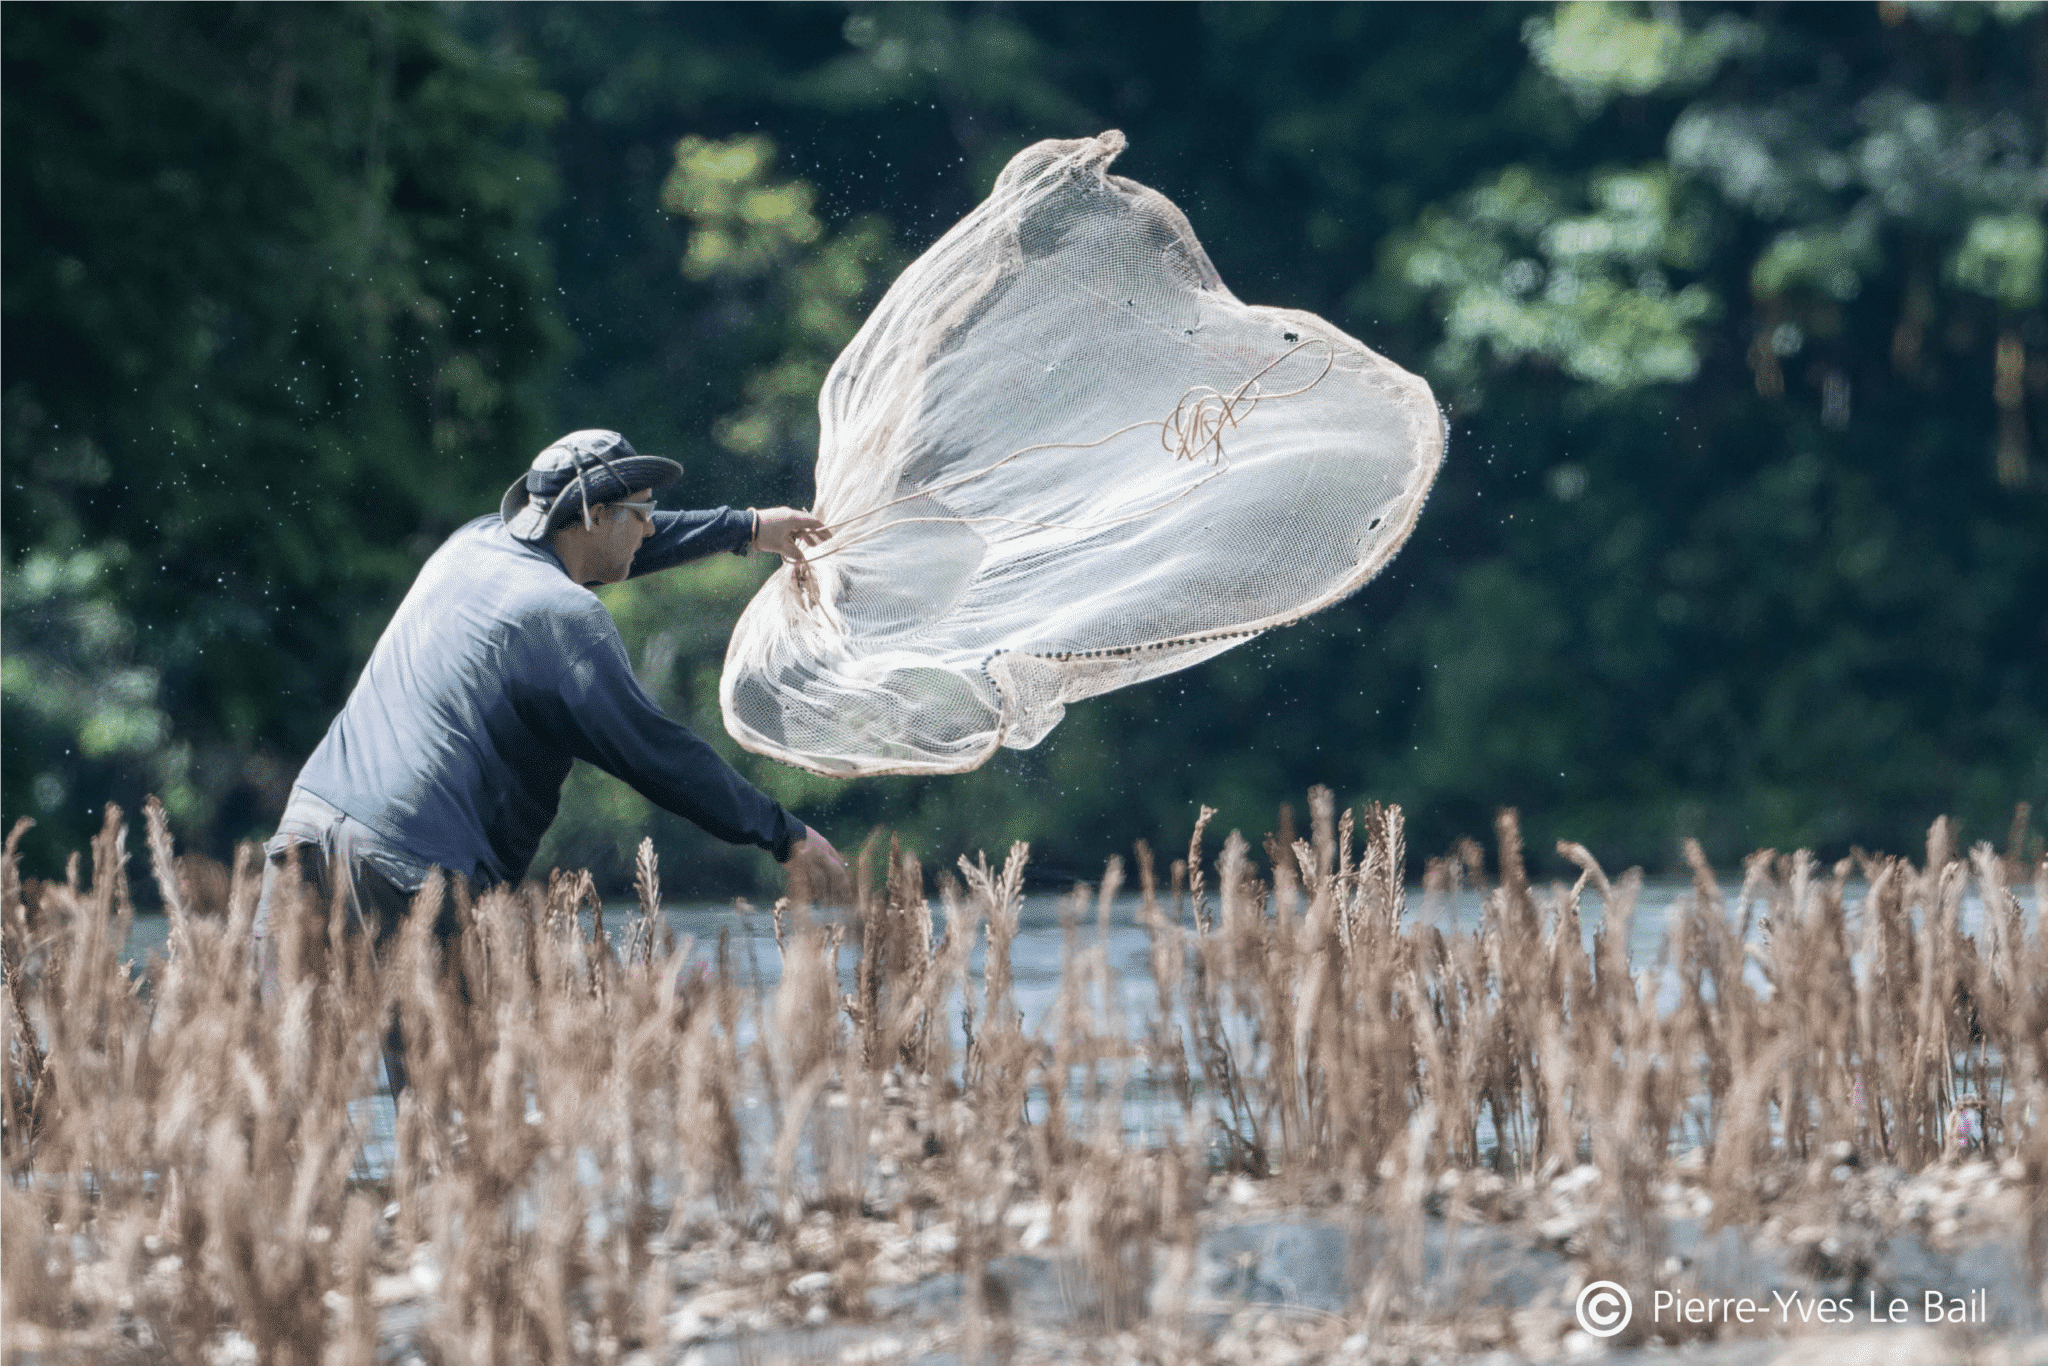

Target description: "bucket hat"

left=500, top=430, right=683, bottom=541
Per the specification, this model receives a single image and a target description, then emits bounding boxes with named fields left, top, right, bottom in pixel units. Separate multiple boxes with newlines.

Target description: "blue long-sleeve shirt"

left=288, top=507, right=802, bottom=888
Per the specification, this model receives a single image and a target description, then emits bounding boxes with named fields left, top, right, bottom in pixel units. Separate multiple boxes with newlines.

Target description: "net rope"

left=719, top=131, right=1444, bottom=777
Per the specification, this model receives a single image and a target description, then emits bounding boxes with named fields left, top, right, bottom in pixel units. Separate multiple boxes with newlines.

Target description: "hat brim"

left=500, top=454, right=684, bottom=541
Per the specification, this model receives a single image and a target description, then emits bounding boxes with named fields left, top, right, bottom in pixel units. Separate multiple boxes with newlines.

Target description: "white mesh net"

left=720, top=130, right=1444, bottom=777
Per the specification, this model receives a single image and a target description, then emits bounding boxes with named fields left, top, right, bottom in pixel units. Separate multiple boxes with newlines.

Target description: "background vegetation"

left=5, top=2, right=2043, bottom=894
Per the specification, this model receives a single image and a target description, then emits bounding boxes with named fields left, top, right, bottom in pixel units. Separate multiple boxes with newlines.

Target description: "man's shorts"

left=253, top=789, right=461, bottom=1096
left=253, top=789, right=442, bottom=988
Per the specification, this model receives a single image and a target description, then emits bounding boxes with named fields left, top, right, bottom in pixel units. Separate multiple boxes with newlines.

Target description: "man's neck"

left=548, top=530, right=598, bottom=586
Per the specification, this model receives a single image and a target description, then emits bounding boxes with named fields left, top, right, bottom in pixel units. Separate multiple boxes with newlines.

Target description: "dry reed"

left=2, top=793, right=2043, bottom=1362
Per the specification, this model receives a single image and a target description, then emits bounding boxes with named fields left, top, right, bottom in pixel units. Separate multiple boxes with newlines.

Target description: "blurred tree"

left=2, top=3, right=565, bottom=868
left=659, top=131, right=899, bottom=468
left=1, top=548, right=193, bottom=836
left=1381, top=0, right=2047, bottom=862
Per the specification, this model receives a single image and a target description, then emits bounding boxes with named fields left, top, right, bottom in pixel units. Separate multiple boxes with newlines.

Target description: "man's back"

left=293, top=516, right=616, bottom=886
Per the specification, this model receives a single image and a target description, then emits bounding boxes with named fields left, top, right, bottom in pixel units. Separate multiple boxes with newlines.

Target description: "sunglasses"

left=591, top=498, right=657, bottom=528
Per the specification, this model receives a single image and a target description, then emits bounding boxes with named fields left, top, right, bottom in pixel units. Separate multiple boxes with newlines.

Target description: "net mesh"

left=720, top=130, right=1445, bottom=777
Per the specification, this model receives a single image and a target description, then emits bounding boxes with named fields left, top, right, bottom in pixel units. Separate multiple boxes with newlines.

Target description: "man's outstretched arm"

left=545, top=628, right=841, bottom=869
left=628, top=507, right=752, bottom=576
left=630, top=506, right=831, bottom=577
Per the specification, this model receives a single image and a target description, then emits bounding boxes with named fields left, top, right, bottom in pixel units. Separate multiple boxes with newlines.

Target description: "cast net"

left=720, top=130, right=1444, bottom=777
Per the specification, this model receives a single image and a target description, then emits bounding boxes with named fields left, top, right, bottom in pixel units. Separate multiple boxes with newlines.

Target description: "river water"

left=117, top=875, right=2034, bottom=1159
left=122, top=879, right=1694, bottom=1030
left=120, top=873, right=2031, bottom=1030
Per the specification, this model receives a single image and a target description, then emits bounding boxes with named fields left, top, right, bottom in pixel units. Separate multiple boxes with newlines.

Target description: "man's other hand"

left=752, top=507, right=831, bottom=564
left=786, top=825, right=850, bottom=903
left=796, top=825, right=844, bottom=869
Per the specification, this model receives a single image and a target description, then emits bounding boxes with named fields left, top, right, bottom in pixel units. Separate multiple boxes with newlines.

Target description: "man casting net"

left=722, top=130, right=1444, bottom=777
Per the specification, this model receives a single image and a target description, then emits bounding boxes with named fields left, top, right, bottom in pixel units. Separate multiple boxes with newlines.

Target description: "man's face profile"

left=553, top=487, right=656, bottom=586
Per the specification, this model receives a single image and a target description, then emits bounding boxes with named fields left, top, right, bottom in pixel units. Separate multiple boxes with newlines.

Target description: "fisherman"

left=255, top=430, right=844, bottom=1086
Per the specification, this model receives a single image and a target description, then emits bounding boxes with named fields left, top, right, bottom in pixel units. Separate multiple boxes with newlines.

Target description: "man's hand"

left=786, top=825, right=850, bottom=903
left=752, top=507, right=831, bottom=565
left=796, top=825, right=844, bottom=869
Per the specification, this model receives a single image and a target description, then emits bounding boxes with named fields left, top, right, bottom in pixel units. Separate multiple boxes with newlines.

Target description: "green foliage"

left=660, top=133, right=899, bottom=462
left=669, top=136, right=826, bottom=278
left=1, top=548, right=195, bottom=831
left=1525, top=1, right=1759, bottom=105
left=1949, top=213, right=2045, bottom=309
left=1391, top=165, right=1718, bottom=392
left=1301, top=1, right=2044, bottom=866
left=2, top=2, right=565, bottom=865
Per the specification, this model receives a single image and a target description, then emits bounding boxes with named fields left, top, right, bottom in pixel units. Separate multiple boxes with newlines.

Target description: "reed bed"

left=3, top=793, right=2044, bottom=1363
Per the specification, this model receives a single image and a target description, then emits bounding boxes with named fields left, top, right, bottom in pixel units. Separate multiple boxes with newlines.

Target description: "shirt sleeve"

left=545, top=626, right=803, bottom=861
left=629, top=507, right=755, bottom=577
